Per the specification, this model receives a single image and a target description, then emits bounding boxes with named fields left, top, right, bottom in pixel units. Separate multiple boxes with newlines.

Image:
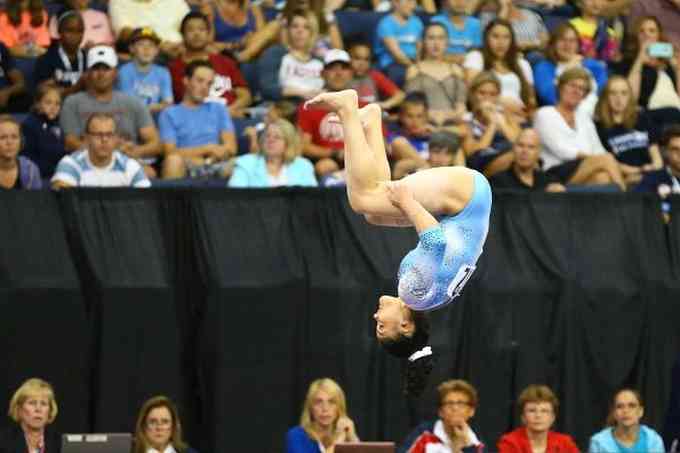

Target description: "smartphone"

left=648, top=42, right=674, bottom=59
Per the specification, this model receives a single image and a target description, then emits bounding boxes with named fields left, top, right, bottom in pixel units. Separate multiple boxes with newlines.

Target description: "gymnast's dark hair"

left=379, top=310, right=435, bottom=397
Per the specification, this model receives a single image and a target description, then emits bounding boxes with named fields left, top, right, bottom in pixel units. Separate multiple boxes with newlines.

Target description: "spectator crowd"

left=3, top=376, right=673, bottom=453
left=0, top=0, right=678, bottom=206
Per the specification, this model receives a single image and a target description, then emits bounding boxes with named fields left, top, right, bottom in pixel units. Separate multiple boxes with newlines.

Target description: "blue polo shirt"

left=158, top=101, right=234, bottom=148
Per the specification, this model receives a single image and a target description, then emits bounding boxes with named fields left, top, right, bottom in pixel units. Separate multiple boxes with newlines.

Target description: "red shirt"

left=498, top=428, right=579, bottom=453
left=297, top=99, right=372, bottom=153
left=168, top=54, right=247, bottom=105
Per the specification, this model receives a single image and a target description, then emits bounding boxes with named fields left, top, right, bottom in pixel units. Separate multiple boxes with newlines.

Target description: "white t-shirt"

left=52, top=150, right=151, bottom=187
left=109, top=0, right=190, bottom=43
left=534, top=106, right=606, bottom=170
left=278, top=53, right=324, bottom=93
left=464, top=50, right=534, bottom=104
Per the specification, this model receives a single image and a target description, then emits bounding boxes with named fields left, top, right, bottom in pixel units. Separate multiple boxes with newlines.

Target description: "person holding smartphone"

left=611, top=15, right=680, bottom=109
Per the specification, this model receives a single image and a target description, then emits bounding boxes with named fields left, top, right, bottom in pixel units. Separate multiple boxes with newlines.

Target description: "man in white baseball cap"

left=297, top=48, right=356, bottom=179
left=60, top=45, right=162, bottom=177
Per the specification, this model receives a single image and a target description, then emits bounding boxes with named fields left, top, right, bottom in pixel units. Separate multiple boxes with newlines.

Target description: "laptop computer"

left=335, top=442, right=395, bottom=453
left=61, top=433, right=132, bottom=453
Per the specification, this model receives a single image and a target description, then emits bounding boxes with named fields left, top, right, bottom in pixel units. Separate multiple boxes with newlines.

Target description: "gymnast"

left=305, top=90, right=492, bottom=397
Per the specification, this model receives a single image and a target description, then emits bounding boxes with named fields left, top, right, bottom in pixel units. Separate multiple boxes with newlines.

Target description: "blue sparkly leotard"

left=397, top=170, right=492, bottom=311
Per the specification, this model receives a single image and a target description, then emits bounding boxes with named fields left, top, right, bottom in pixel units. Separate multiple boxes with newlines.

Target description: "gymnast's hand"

left=387, top=182, right=415, bottom=209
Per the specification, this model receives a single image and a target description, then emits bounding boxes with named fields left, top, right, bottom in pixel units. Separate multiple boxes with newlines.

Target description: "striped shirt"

left=51, top=150, right=151, bottom=188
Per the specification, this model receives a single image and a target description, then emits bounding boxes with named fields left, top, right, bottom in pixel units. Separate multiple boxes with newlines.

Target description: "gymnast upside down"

left=305, top=90, right=492, bottom=396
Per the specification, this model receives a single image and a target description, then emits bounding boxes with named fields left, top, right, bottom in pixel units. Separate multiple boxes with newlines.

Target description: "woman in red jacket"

left=498, top=385, right=579, bottom=453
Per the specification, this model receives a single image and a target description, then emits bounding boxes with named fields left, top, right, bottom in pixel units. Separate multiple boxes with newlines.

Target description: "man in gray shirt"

left=60, top=45, right=161, bottom=176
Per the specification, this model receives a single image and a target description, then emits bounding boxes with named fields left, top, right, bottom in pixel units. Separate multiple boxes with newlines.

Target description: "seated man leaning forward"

left=52, top=112, right=151, bottom=188
left=159, top=60, right=237, bottom=179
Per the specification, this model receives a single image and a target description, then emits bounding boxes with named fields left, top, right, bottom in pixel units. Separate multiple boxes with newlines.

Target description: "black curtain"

left=0, top=190, right=679, bottom=453
left=0, top=192, right=89, bottom=435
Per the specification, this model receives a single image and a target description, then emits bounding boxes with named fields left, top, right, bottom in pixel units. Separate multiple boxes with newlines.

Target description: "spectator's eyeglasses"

left=441, top=400, right=471, bottom=408
left=88, top=132, right=116, bottom=141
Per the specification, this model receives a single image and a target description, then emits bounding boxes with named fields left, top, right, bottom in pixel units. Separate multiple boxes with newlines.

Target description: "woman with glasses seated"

left=588, top=389, right=664, bottom=453
left=133, top=396, right=199, bottom=453
left=399, top=379, right=486, bottom=453
left=498, top=385, right=579, bottom=453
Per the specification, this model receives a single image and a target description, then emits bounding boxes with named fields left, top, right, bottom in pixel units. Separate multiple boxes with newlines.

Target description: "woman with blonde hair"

left=286, top=378, right=358, bottom=453
left=594, top=75, right=663, bottom=186
left=278, top=10, right=324, bottom=101
left=498, top=384, right=578, bottom=453
left=588, top=388, right=664, bottom=453
left=229, top=118, right=317, bottom=187
left=132, top=395, right=199, bottom=453
left=534, top=67, right=626, bottom=190
left=0, top=378, right=60, bottom=452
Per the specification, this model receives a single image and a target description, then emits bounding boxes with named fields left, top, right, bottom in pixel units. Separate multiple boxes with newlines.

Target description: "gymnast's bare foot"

left=304, top=89, right=359, bottom=114
left=326, top=103, right=382, bottom=131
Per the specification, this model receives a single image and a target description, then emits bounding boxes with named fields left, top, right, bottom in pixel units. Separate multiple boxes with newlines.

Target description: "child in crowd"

left=392, top=130, right=463, bottom=179
left=21, top=84, right=66, bottom=180
left=388, top=92, right=432, bottom=163
left=569, top=0, right=622, bottom=63
left=349, top=41, right=405, bottom=111
left=0, top=0, right=51, bottom=57
left=374, top=0, right=423, bottom=87
left=243, top=100, right=297, bottom=153
left=49, top=0, right=114, bottom=48
left=34, top=11, right=86, bottom=97
left=430, top=0, right=482, bottom=64
left=279, top=10, right=324, bottom=101
left=117, top=27, right=173, bottom=114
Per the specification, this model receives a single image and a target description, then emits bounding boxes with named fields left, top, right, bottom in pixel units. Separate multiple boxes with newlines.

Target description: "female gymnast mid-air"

left=305, top=90, right=492, bottom=396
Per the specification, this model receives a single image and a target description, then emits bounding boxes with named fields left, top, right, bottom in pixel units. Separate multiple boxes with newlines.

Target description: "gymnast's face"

left=373, top=295, right=412, bottom=340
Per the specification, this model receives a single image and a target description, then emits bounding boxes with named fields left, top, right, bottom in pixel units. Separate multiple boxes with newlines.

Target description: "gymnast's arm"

left=364, top=214, right=413, bottom=227
left=387, top=183, right=440, bottom=234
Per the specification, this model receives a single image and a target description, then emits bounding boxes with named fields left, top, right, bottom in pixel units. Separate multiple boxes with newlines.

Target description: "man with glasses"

left=398, top=379, right=486, bottom=453
left=60, top=45, right=161, bottom=177
left=52, top=112, right=150, bottom=188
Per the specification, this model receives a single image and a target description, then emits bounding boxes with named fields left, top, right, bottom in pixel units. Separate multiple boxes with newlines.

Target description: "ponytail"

left=379, top=311, right=436, bottom=397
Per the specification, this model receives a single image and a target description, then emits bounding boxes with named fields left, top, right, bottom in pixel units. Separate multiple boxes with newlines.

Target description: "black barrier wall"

left=0, top=189, right=679, bottom=453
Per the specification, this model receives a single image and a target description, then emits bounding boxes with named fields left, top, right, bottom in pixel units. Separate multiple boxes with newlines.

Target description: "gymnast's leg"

left=306, top=90, right=475, bottom=218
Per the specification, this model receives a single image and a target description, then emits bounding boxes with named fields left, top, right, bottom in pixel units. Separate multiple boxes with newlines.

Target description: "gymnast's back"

left=397, top=171, right=492, bottom=311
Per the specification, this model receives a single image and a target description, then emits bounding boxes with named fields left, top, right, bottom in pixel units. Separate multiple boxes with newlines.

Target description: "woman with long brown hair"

left=594, top=75, right=663, bottom=186
left=588, top=389, right=664, bottom=453
left=133, top=396, right=199, bottom=453
left=464, top=18, right=536, bottom=119
left=611, top=15, right=680, bottom=110
left=0, top=0, right=50, bottom=57
left=405, top=22, right=467, bottom=127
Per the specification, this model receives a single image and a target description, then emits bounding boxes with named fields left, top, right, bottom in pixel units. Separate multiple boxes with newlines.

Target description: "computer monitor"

left=335, top=442, right=395, bottom=453
left=61, top=433, right=132, bottom=453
